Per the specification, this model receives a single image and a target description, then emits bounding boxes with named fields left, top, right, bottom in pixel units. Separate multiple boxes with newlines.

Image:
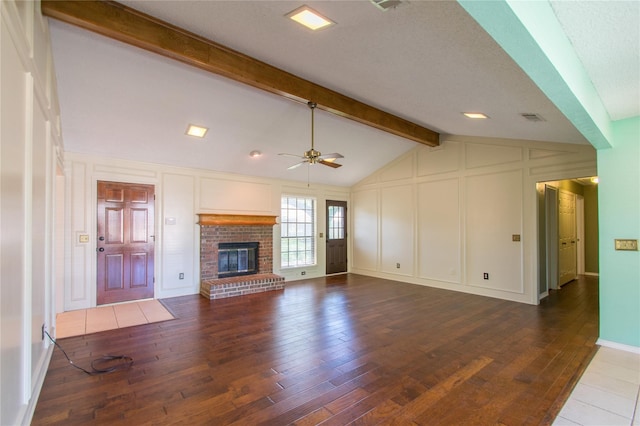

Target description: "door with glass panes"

left=326, top=200, right=347, bottom=274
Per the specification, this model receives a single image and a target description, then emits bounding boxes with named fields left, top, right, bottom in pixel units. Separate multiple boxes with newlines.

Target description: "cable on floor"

left=44, top=330, right=133, bottom=375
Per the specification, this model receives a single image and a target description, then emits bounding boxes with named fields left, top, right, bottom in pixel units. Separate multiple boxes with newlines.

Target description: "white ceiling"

left=48, top=1, right=639, bottom=187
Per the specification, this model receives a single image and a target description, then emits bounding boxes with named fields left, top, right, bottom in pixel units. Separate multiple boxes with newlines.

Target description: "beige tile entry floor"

left=56, top=299, right=175, bottom=338
left=553, top=346, right=640, bottom=425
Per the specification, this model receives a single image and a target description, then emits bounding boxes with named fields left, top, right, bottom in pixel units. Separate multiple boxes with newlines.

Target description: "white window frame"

left=280, top=195, right=317, bottom=268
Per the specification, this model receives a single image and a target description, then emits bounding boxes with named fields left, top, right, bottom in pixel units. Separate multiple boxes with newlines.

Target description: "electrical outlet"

left=483, top=273, right=489, bottom=280
left=179, top=273, right=184, bottom=279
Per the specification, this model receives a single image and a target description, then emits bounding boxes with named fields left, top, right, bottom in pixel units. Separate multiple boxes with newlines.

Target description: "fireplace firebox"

left=218, top=242, right=259, bottom=278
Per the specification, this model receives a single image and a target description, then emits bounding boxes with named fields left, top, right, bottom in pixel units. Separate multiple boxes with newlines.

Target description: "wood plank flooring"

left=32, top=274, right=599, bottom=425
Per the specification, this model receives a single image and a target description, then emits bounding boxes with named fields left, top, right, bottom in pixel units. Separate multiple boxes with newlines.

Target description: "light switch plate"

left=614, top=239, right=638, bottom=251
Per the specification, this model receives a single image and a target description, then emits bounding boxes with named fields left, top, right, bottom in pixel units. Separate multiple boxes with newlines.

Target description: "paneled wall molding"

left=1, top=2, right=62, bottom=424
left=351, top=135, right=597, bottom=305
left=1, top=1, right=33, bottom=69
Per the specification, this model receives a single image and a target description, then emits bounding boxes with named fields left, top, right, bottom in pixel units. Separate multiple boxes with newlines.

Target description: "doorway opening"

left=537, top=177, right=599, bottom=300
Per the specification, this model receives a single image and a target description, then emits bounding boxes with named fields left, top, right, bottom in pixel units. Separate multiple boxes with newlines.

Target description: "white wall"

left=1, top=2, right=63, bottom=423
left=63, top=153, right=350, bottom=309
left=351, top=136, right=597, bottom=304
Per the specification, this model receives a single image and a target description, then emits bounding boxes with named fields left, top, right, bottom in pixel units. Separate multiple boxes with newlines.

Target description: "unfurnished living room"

left=1, top=1, right=639, bottom=425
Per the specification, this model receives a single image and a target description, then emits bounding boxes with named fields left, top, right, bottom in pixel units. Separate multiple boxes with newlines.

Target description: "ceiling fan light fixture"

left=186, top=124, right=208, bottom=138
left=287, top=6, right=335, bottom=31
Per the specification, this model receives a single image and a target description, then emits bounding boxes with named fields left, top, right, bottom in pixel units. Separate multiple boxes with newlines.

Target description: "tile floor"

left=554, top=346, right=640, bottom=425
left=56, top=299, right=175, bottom=338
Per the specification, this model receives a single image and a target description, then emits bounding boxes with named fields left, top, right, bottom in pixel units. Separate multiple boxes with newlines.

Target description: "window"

left=327, top=204, right=345, bottom=240
left=281, top=196, right=316, bottom=268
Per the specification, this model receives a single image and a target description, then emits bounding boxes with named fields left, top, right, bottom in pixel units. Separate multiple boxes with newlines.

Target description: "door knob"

left=98, top=247, right=105, bottom=252
left=99, top=236, right=105, bottom=241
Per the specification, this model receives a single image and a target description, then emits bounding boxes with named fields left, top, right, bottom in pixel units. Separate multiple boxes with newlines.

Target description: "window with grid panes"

left=281, top=196, right=316, bottom=268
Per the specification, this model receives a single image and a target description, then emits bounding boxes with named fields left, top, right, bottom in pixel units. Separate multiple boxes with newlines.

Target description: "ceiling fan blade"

left=319, top=160, right=342, bottom=168
left=288, top=161, right=307, bottom=170
left=319, top=152, right=344, bottom=160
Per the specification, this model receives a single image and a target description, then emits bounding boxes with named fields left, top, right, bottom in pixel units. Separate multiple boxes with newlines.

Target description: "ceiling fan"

left=280, top=101, right=343, bottom=170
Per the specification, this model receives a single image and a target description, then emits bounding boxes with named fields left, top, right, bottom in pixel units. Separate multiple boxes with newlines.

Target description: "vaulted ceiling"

left=46, top=1, right=639, bottom=187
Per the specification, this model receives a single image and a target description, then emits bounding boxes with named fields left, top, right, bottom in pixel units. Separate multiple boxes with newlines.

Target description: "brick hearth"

left=198, top=214, right=285, bottom=299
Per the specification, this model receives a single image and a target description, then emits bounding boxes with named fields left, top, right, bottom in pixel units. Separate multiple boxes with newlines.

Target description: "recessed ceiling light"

left=463, top=112, right=489, bottom=119
left=249, top=150, right=262, bottom=158
left=186, top=124, right=208, bottom=138
left=287, top=6, right=335, bottom=31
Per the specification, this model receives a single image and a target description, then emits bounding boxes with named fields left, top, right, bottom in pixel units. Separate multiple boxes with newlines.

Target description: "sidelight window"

left=281, top=196, right=316, bottom=268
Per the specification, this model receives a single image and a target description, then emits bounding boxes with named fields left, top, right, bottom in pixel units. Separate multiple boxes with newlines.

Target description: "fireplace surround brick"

left=198, top=214, right=284, bottom=300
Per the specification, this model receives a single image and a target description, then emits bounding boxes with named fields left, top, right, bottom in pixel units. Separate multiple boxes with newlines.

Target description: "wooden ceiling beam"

left=41, top=0, right=439, bottom=146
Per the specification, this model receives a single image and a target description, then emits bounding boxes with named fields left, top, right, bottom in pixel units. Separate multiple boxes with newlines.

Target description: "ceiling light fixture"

left=591, top=176, right=599, bottom=184
left=463, top=112, right=489, bottom=119
left=186, top=124, right=208, bottom=138
left=249, top=150, right=262, bottom=158
left=287, top=6, right=335, bottom=31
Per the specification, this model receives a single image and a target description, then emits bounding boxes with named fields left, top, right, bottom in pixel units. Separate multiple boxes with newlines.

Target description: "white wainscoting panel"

left=465, top=169, right=523, bottom=293
left=417, top=178, right=461, bottom=283
left=160, top=173, right=197, bottom=298
left=381, top=186, right=414, bottom=275
left=417, top=141, right=461, bottom=176
left=352, top=189, right=379, bottom=272
left=466, top=143, right=523, bottom=169
left=199, top=178, right=272, bottom=213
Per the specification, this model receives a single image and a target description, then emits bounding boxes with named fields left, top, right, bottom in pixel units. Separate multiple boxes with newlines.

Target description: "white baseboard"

left=23, top=344, right=54, bottom=425
left=583, top=272, right=599, bottom=277
left=596, top=339, right=640, bottom=354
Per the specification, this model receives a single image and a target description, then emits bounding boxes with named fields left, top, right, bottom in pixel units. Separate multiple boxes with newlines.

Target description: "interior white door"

left=558, top=189, right=577, bottom=286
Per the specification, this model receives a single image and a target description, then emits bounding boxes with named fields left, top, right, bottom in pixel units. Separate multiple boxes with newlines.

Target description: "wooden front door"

left=326, top=200, right=347, bottom=274
left=97, top=181, right=155, bottom=305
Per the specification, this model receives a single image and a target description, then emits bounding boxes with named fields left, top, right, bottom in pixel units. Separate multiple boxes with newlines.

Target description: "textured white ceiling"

left=49, top=1, right=637, bottom=187
left=550, top=0, right=640, bottom=121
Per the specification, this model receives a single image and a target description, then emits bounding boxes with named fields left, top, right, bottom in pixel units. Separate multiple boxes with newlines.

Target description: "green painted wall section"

left=457, top=0, right=612, bottom=148
left=598, top=117, right=640, bottom=347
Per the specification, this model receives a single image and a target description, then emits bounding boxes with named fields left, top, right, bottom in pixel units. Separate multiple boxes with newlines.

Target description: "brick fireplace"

left=198, top=214, right=285, bottom=299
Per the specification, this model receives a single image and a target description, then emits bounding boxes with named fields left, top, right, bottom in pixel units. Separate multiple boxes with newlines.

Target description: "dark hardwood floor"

left=32, top=274, right=599, bottom=425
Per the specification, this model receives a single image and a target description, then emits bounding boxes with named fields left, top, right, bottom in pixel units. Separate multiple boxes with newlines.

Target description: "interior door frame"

left=576, top=195, right=585, bottom=275
left=545, top=185, right=559, bottom=292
